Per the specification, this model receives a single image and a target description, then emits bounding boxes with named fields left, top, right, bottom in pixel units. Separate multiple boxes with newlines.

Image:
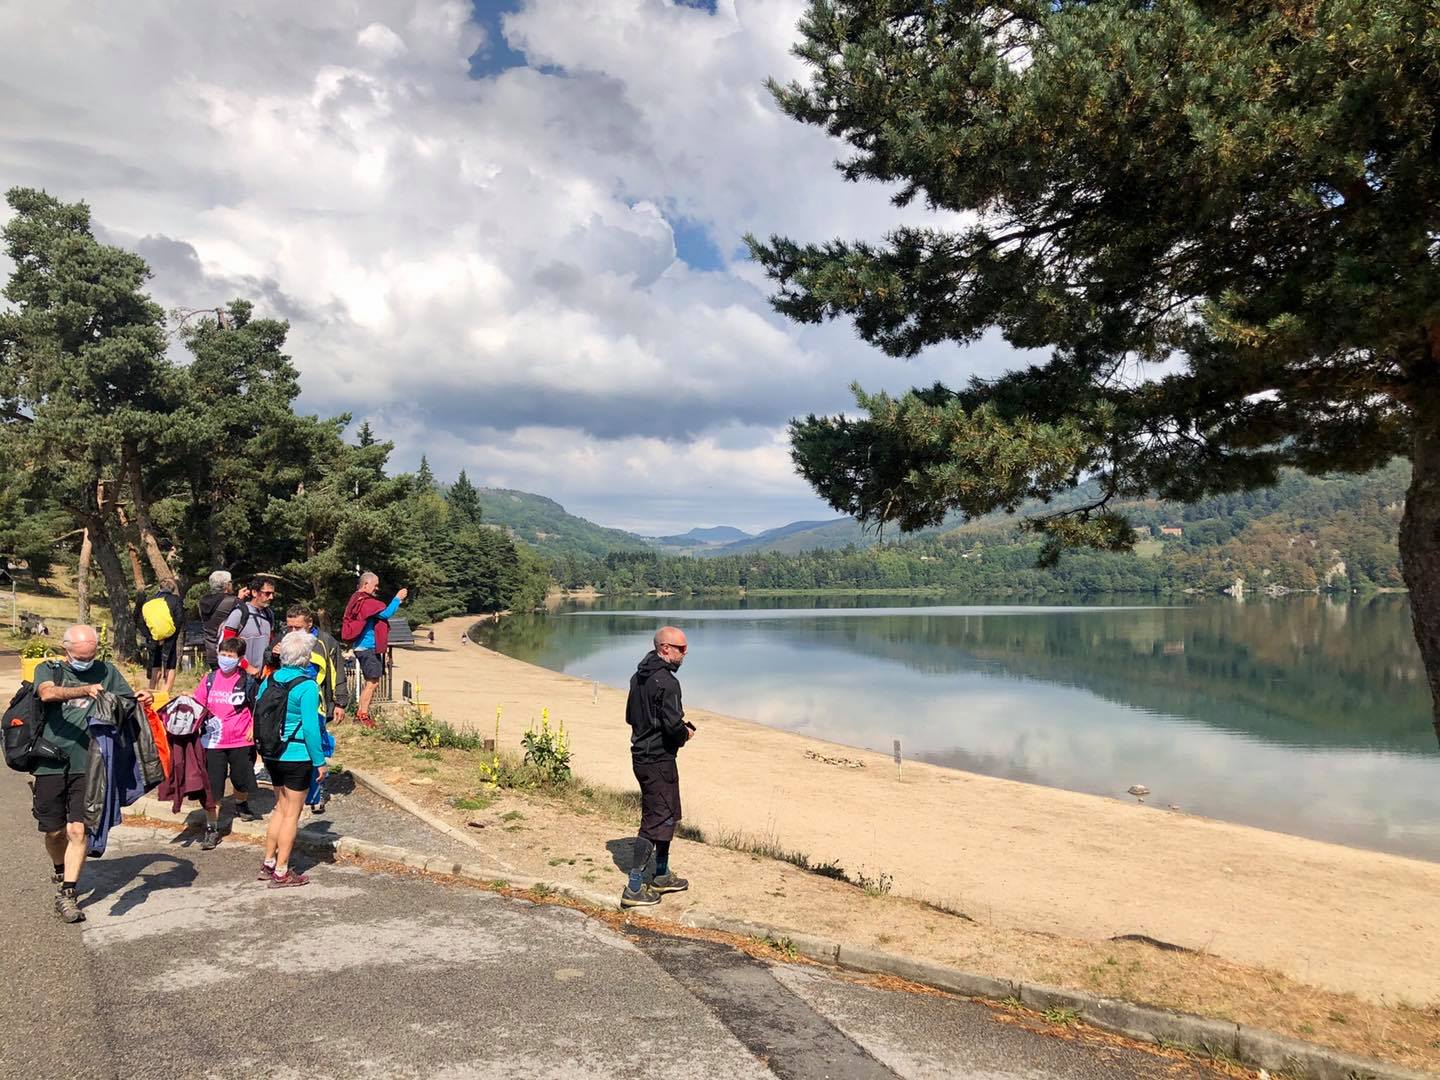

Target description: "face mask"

left=67, top=657, right=95, bottom=672
left=217, top=656, right=241, bottom=674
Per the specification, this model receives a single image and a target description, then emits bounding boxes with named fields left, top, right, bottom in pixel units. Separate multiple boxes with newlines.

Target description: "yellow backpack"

left=141, top=596, right=177, bottom=641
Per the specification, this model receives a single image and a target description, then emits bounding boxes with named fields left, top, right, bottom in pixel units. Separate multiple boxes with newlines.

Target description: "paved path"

left=2, top=774, right=1230, bottom=1080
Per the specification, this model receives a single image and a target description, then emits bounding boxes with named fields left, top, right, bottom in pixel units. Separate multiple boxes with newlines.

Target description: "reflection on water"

left=474, top=595, right=1440, bottom=860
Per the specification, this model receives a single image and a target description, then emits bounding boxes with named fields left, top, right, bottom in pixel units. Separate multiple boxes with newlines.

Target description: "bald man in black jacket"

left=621, top=625, right=695, bottom=908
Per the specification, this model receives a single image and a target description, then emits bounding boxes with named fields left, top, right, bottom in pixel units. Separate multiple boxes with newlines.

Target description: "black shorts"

left=264, top=759, right=314, bottom=793
left=633, top=759, right=682, bottom=843
left=147, top=636, right=179, bottom=673
left=355, top=649, right=384, bottom=681
left=206, top=746, right=258, bottom=800
left=32, top=773, right=85, bottom=832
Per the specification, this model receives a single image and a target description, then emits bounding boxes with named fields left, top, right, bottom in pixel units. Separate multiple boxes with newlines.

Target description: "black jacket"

left=626, top=651, right=691, bottom=763
left=199, top=592, right=239, bottom=665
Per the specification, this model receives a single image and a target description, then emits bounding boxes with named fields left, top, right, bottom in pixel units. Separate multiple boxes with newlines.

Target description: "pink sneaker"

left=268, top=869, right=310, bottom=889
left=257, top=862, right=277, bottom=881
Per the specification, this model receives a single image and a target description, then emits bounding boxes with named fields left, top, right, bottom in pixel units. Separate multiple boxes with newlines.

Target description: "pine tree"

left=751, top=1, right=1440, bottom=739
left=0, top=187, right=174, bottom=653
left=416, top=454, right=435, bottom=492
left=356, top=421, right=376, bottom=448
left=447, top=469, right=483, bottom=526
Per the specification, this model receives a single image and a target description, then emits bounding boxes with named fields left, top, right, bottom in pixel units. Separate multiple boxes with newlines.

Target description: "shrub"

left=377, top=706, right=481, bottom=751
left=521, top=710, right=571, bottom=784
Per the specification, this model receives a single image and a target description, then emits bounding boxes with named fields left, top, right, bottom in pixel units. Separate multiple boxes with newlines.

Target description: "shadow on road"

left=82, top=852, right=197, bottom=916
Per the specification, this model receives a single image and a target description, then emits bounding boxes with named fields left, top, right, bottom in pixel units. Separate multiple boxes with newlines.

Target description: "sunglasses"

left=662, top=642, right=688, bottom=654
left=259, top=589, right=276, bottom=598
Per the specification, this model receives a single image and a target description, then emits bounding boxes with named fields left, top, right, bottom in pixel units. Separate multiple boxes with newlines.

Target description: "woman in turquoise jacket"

left=258, top=630, right=327, bottom=887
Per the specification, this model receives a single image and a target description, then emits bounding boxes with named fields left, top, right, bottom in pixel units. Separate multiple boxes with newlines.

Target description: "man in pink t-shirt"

left=196, top=638, right=262, bottom=849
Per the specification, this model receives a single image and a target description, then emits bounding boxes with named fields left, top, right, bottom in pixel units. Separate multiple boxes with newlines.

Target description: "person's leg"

left=44, top=828, right=66, bottom=876
left=272, top=781, right=310, bottom=881
left=647, top=762, right=688, bottom=894
left=628, top=835, right=654, bottom=893
left=162, top=654, right=177, bottom=694
left=202, top=750, right=225, bottom=848
left=654, top=840, right=670, bottom=877
left=357, top=678, right=378, bottom=719
left=262, top=765, right=284, bottom=870
left=230, top=749, right=259, bottom=820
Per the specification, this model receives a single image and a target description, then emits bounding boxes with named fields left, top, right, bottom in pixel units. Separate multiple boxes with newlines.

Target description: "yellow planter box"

left=20, top=655, right=59, bottom=683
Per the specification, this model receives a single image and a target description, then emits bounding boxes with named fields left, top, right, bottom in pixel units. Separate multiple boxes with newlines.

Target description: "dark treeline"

left=551, top=464, right=1407, bottom=596
left=0, top=188, right=547, bottom=653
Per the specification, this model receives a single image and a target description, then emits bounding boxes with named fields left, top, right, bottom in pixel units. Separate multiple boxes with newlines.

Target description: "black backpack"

left=253, top=676, right=304, bottom=760
left=4, top=664, right=66, bottom=773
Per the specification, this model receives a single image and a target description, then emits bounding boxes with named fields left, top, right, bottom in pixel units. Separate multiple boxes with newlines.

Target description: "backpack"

left=253, top=676, right=305, bottom=760
left=142, top=595, right=177, bottom=641
left=3, top=664, right=67, bottom=773
left=340, top=593, right=369, bottom=645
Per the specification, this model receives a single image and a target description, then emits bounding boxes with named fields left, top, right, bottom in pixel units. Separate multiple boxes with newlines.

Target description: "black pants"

left=633, top=759, right=681, bottom=842
left=205, top=747, right=258, bottom=802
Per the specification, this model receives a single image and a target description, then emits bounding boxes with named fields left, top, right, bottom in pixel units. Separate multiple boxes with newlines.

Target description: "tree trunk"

left=114, top=502, right=148, bottom=590
left=123, top=446, right=175, bottom=584
left=1400, top=329, right=1440, bottom=746
left=86, top=516, right=139, bottom=660
left=76, top=529, right=92, bottom=625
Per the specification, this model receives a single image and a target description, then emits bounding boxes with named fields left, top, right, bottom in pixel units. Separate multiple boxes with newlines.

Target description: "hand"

left=316, top=765, right=329, bottom=782
left=396, top=588, right=409, bottom=601
left=238, top=586, right=251, bottom=601
left=332, top=706, right=346, bottom=726
left=685, top=724, right=697, bottom=742
left=85, top=683, right=105, bottom=701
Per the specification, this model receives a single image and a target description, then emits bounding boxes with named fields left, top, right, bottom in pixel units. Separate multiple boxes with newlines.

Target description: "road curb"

left=678, top=911, right=1431, bottom=1080
left=344, top=766, right=516, bottom=872
left=120, top=797, right=619, bottom=912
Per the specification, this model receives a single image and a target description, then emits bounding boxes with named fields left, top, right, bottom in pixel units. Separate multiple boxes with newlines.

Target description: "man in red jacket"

left=341, top=572, right=407, bottom=726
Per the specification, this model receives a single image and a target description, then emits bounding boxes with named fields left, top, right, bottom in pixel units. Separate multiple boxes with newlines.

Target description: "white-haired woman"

left=257, top=630, right=327, bottom=888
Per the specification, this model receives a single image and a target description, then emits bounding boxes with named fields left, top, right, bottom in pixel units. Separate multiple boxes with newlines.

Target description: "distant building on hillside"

left=1159, top=526, right=1184, bottom=537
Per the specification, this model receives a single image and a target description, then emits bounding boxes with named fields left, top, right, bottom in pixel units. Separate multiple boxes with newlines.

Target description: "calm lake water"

left=473, top=595, right=1440, bottom=861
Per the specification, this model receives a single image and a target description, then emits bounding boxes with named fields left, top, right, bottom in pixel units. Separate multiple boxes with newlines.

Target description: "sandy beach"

left=402, top=616, right=1440, bottom=1006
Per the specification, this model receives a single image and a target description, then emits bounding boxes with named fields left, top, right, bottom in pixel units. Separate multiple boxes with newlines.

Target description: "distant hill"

left=653, top=526, right=753, bottom=545
left=475, top=489, right=648, bottom=558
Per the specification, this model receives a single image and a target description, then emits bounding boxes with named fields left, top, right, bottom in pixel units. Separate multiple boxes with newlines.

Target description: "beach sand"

left=401, top=616, right=1440, bottom=1006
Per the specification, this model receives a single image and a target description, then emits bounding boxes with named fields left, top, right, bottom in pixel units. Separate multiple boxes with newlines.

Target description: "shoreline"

left=402, top=617, right=1440, bottom=1006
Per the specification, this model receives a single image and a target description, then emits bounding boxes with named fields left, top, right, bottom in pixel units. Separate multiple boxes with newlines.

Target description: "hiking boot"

left=268, top=869, right=310, bottom=889
left=650, top=872, right=689, bottom=894
left=201, top=826, right=220, bottom=851
left=620, top=883, right=661, bottom=908
left=234, top=802, right=261, bottom=822
left=309, top=799, right=328, bottom=815
left=258, top=861, right=277, bottom=881
left=50, top=869, right=63, bottom=887
left=54, top=886, right=85, bottom=924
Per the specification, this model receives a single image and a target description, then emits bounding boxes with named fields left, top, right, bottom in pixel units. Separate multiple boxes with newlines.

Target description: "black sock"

left=61, top=880, right=76, bottom=891
left=655, top=841, right=671, bottom=877
left=53, top=863, right=64, bottom=877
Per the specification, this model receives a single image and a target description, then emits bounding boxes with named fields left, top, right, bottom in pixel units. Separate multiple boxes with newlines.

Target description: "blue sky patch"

left=669, top=214, right=726, bottom=271
left=468, top=0, right=526, bottom=78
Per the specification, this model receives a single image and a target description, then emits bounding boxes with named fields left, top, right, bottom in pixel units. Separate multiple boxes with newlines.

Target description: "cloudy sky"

left=0, top=0, right=1025, bottom=535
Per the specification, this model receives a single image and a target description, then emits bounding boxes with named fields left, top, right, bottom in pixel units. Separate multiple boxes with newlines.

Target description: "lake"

left=473, top=594, right=1440, bottom=861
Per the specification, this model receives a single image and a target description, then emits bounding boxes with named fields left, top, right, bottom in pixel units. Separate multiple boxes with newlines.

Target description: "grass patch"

left=501, top=810, right=525, bottom=822
left=1042, top=1006, right=1082, bottom=1027
left=413, top=750, right=442, bottom=762
left=453, top=792, right=494, bottom=812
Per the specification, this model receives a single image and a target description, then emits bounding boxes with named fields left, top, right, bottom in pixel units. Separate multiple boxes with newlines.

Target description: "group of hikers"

left=17, top=570, right=406, bottom=922
left=16, top=561, right=701, bottom=921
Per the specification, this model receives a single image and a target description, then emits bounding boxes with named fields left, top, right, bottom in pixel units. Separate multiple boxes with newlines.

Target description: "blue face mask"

left=217, top=656, right=241, bottom=674
left=67, top=657, right=95, bottom=673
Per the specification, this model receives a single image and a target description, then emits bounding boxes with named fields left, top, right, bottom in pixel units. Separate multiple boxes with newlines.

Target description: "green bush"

left=377, top=706, right=482, bottom=751
left=520, top=711, right=571, bottom=784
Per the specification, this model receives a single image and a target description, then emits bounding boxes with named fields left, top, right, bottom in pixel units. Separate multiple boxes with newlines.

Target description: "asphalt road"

left=1, top=774, right=1232, bottom=1079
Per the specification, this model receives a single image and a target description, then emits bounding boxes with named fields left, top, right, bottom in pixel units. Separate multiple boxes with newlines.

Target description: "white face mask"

left=217, top=656, right=241, bottom=674
left=67, top=657, right=95, bottom=672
